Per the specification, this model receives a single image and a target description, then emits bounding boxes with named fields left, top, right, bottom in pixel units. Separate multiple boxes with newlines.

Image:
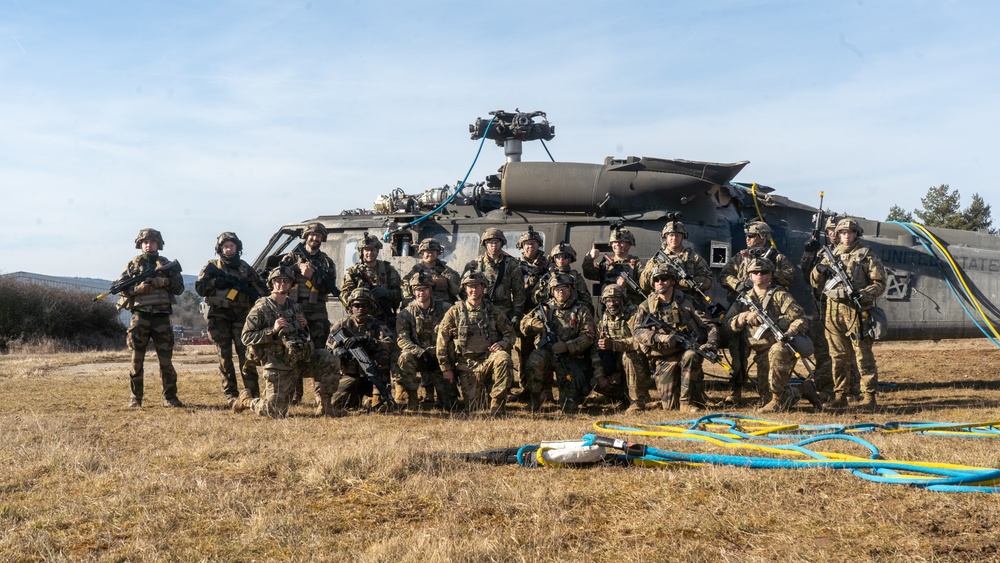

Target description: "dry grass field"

left=2, top=339, right=999, bottom=562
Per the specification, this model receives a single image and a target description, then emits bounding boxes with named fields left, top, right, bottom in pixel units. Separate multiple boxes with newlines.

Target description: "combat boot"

left=680, top=400, right=704, bottom=414
left=163, top=396, right=184, bottom=408
left=529, top=393, right=543, bottom=413
left=128, top=395, right=142, bottom=408
left=624, top=401, right=645, bottom=414
left=407, top=393, right=420, bottom=412
left=826, top=393, right=850, bottom=411
left=721, top=386, right=742, bottom=407
left=757, top=389, right=773, bottom=410
left=232, top=389, right=253, bottom=414
left=489, top=397, right=507, bottom=417
left=758, top=397, right=782, bottom=412
left=856, top=393, right=878, bottom=413
left=798, top=380, right=824, bottom=412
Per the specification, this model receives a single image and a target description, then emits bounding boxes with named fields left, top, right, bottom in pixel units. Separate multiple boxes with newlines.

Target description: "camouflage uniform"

left=810, top=219, right=886, bottom=410
left=632, top=279, right=718, bottom=411
left=196, top=233, right=267, bottom=402
left=513, top=228, right=549, bottom=391
left=396, top=294, right=453, bottom=410
left=463, top=228, right=525, bottom=321
left=520, top=274, right=597, bottom=413
left=115, top=228, right=185, bottom=407
left=401, top=260, right=461, bottom=306
left=329, top=295, right=394, bottom=410
left=436, top=272, right=516, bottom=413
left=725, top=279, right=810, bottom=410
left=798, top=216, right=844, bottom=397
left=340, top=255, right=403, bottom=329
left=582, top=228, right=644, bottom=306
left=592, top=285, right=649, bottom=410
left=639, top=246, right=712, bottom=299
left=533, top=242, right=594, bottom=314
left=239, top=282, right=341, bottom=418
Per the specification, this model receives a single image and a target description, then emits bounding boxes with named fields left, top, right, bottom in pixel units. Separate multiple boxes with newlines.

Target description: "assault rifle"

left=653, top=250, right=726, bottom=319
left=329, top=326, right=399, bottom=412
left=519, top=260, right=546, bottom=287
left=636, top=310, right=732, bottom=374
left=291, top=243, right=341, bottom=298
left=203, top=261, right=263, bottom=302
left=534, top=303, right=586, bottom=391
left=735, top=293, right=815, bottom=375
left=350, top=264, right=396, bottom=320
left=94, top=259, right=181, bottom=301
left=817, top=246, right=870, bottom=341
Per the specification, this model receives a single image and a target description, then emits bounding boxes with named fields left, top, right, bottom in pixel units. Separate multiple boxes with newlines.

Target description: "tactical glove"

left=370, top=286, right=390, bottom=300
left=214, top=277, right=234, bottom=290
left=735, top=279, right=753, bottom=293
left=551, top=341, right=569, bottom=355
left=804, top=238, right=821, bottom=252
left=828, top=287, right=850, bottom=302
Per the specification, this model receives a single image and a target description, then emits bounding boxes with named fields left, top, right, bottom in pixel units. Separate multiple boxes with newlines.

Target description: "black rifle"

left=291, top=243, right=341, bottom=298
left=95, top=259, right=181, bottom=301
left=350, top=265, right=397, bottom=321
left=735, top=293, right=815, bottom=375
left=203, top=261, right=263, bottom=302
left=596, top=317, right=619, bottom=379
left=817, top=246, right=870, bottom=341
left=636, top=309, right=732, bottom=374
left=329, top=326, right=399, bottom=411
left=653, top=250, right=726, bottom=319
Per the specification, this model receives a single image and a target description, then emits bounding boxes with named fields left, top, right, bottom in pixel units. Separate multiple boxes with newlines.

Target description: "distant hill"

left=3, top=272, right=198, bottom=293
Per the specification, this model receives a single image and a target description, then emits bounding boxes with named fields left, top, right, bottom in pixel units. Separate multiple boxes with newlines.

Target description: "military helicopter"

left=252, top=110, right=1000, bottom=342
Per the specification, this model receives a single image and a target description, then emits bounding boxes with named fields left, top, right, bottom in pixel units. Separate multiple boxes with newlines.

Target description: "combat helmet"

left=266, top=266, right=294, bottom=290
left=648, top=262, right=677, bottom=281
left=408, top=270, right=434, bottom=289
left=835, top=218, right=864, bottom=237
left=460, top=270, right=488, bottom=287
left=346, top=287, right=375, bottom=307
left=215, top=231, right=243, bottom=256
left=661, top=220, right=687, bottom=239
left=549, top=241, right=577, bottom=262
left=481, top=228, right=507, bottom=247
left=824, top=215, right=843, bottom=231
left=609, top=227, right=636, bottom=246
left=745, top=221, right=772, bottom=238
left=302, top=222, right=328, bottom=242
left=359, top=232, right=383, bottom=249
left=600, top=284, right=626, bottom=302
left=747, top=257, right=775, bottom=274
left=417, top=238, right=443, bottom=254
left=134, top=228, right=165, bottom=249
left=516, top=226, right=544, bottom=250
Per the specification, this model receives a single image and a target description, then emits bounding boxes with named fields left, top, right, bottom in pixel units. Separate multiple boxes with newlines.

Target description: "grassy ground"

left=1, top=340, right=999, bottom=561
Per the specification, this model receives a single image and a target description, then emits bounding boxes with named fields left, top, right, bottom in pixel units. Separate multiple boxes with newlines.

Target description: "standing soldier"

left=512, top=226, right=549, bottom=397
left=521, top=274, right=597, bottom=413
left=584, top=226, right=644, bottom=306
left=639, top=219, right=712, bottom=302
left=279, top=221, right=340, bottom=405
left=330, top=288, right=394, bottom=410
left=725, top=258, right=816, bottom=412
left=719, top=220, right=795, bottom=405
left=463, top=228, right=525, bottom=323
left=115, top=228, right=185, bottom=408
left=810, top=219, right=887, bottom=412
left=341, top=232, right=403, bottom=329
left=196, top=232, right=267, bottom=406
left=594, top=285, right=652, bottom=412
left=234, top=267, right=342, bottom=418
left=799, top=215, right=843, bottom=401
left=401, top=238, right=461, bottom=306
left=533, top=242, right=594, bottom=313
left=436, top=271, right=516, bottom=416
left=633, top=264, right=719, bottom=412
left=396, top=272, right=453, bottom=411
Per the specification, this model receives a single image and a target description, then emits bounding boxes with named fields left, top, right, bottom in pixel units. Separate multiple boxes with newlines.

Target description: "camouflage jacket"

left=596, top=303, right=639, bottom=353
left=720, top=248, right=795, bottom=294
left=279, top=248, right=339, bottom=308
left=196, top=257, right=266, bottom=318
left=341, top=260, right=403, bottom=320
left=809, top=240, right=887, bottom=308
left=115, top=254, right=184, bottom=315
left=437, top=300, right=515, bottom=371
left=518, top=253, right=550, bottom=311
left=533, top=267, right=594, bottom=313
left=633, top=291, right=718, bottom=357
left=639, top=246, right=712, bottom=296
left=401, top=260, right=461, bottom=306
left=582, top=253, right=644, bottom=305
left=329, top=315, right=392, bottom=376
left=520, top=297, right=596, bottom=358
left=463, top=253, right=525, bottom=318
left=396, top=298, right=450, bottom=355
left=241, top=296, right=313, bottom=369
left=725, top=285, right=808, bottom=349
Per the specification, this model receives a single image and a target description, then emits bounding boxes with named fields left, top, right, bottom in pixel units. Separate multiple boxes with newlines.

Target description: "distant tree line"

left=886, top=184, right=995, bottom=234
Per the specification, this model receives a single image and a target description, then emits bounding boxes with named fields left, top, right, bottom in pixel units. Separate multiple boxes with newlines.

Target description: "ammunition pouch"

left=865, top=306, right=888, bottom=340
left=283, top=336, right=315, bottom=366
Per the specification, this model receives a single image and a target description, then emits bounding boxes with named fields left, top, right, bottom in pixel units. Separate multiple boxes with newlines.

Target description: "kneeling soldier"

left=397, top=272, right=453, bottom=410
left=330, top=288, right=393, bottom=410
left=594, top=284, right=651, bottom=412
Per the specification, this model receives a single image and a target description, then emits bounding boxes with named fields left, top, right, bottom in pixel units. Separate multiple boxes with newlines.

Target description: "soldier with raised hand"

left=639, top=219, right=712, bottom=300
left=533, top=242, right=594, bottom=314
left=720, top=221, right=795, bottom=297
left=329, top=288, right=394, bottom=411
left=234, top=267, right=342, bottom=418
left=401, top=238, right=461, bottom=307
left=115, top=228, right=185, bottom=408
left=396, top=272, right=453, bottom=411
left=583, top=227, right=644, bottom=306
left=279, top=221, right=340, bottom=405
left=436, top=271, right=515, bottom=416
left=810, top=219, right=887, bottom=412
left=594, top=284, right=652, bottom=412
left=196, top=232, right=267, bottom=406
left=633, top=264, right=718, bottom=412
left=520, top=273, right=597, bottom=414
left=725, top=258, right=813, bottom=412
left=341, top=232, right=403, bottom=329
left=463, top=228, right=525, bottom=323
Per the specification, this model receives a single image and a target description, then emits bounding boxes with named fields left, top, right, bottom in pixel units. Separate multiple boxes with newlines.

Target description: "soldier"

left=341, top=232, right=403, bottom=329
left=234, top=267, right=342, bottom=418
left=436, top=271, right=516, bottom=415
left=516, top=227, right=549, bottom=311
left=521, top=273, right=597, bottom=413
left=639, top=219, right=712, bottom=301
left=115, top=228, right=185, bottom=408
left=633, top=264, right=719, bottom=412
left=725, top=258, right=814, bottom=412
left=329, top=288, right=394, bottom=410
left=583, top=227, right=644, bottom=306
left=533, top=242, right=594, bottom=313
left=799, top=215, right=844, bottom=400
left=196, top=232, right=267, bottom=406
left=719, top=221, right=794, bottom=406
left=396, top=272, right=453, bottom=411
left=279, top=221, right=340, bottom=405
left=401, top=238, right=461, bottom=306
left=463, top=228, right=525, bottom=323
left=593, top=284, right=650, bottom=412
left=810, top=219, right=887, bottom=412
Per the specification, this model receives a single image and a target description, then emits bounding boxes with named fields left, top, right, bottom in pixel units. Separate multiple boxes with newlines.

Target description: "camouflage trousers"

left=524, top=349, right=590, bottom=409
left=807, top=310, right=834, bottom=395
left=331, top=365, right=391, bottom=409
left=619, top=350, right=653, bottom=406
left=748, top=341, right=798, bottom=399
left=292, top=306, right=331, bottom=402
left=127, top=312, right=179, bottom=402
left=207, top=314, right=259, bottom=400
left=455, top=351, right=513, bottom=412
left=649, top=350, right=703, bottom=410
left=249, top=349, right=341, bottom=418
left=512, top=334, right=537, bottom=388
left=825, top=304, right=878, bottom=396
left=398, top=351, right=458, bottom=409
left=725, top=328, right=750, bottom=395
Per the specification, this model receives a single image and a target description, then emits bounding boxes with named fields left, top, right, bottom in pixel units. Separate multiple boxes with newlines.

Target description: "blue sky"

left=2, top=1, right=998, bottom=279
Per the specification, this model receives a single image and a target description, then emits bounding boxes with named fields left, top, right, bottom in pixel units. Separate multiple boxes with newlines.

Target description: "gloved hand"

left=551, top=341, right=569, bottom=355
left=735, top=279, right=753, bottom=293
left=370, top=286, right=390, bottom=300
left=804, top=238, right=821, bottom=252
left=214, top=277, right=233, bottom=290
left=132, top=281, right=153, bottom=295
left=677, top=279, right=691, bottom=289
left=699, top=342, right=717, bottom=354
left=342, top=336, right=359, bottom=348
left=739, top=311, right=761, bottom=327
left=655, top=333, right=678, bottom=347
left=815, top=264, right=832, bottom=277
left=336, top=348, right=353, bottom=362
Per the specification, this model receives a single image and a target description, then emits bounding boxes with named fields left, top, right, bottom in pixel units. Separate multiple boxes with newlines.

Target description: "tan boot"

left=407, top=393, right=420, bottom=412
left=826, top=393, right=850, bottom=411
left=856, top=393, right=878, bottom=413
left=489, top=397, right=507, bottom=417
left=232, top=389, right=253, bottom=414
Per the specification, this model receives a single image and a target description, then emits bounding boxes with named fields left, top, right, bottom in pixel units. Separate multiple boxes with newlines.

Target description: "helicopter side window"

left=710, top=241, right=730, bottom=269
